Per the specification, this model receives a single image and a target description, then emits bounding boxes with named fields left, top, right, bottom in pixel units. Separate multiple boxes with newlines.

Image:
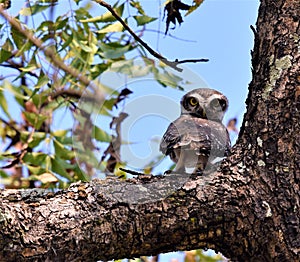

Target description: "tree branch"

left=0, top=6, right=102, bottom=100
left=0, top=171, right=244, bottom=261
left=94, top=0, right=208, bottom=72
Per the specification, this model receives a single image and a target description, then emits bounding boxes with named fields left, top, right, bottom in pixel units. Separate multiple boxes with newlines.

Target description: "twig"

left=119, top=167, right=147, bottom=176
left=0, top=6, right=101, bottom=98
left=0, top=61, right=40, bottom=79
left=135, top=29, right=197, bottom=43
left=95, top=0, right=208, bottom=72
left=0, top=115, right=35, bottom=168
left=250, top=25, right=257, bottom=37
left=49, top=89, right=83, bottom=101
left=175, top=58, right=209, bottom=64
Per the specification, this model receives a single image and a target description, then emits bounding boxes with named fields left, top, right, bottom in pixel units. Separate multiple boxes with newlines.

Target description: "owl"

left=160, top=88, right=230, bottom=174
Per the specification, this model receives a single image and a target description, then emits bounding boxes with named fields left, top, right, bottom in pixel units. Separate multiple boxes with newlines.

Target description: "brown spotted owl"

left=160, top=88, right=231, bottom=174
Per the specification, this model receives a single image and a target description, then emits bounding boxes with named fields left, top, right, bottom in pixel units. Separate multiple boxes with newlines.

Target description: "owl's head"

left=180, top=88, right=228, bottom=122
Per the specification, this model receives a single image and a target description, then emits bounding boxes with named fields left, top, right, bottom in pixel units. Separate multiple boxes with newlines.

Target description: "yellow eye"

left=188, top=97, right=198, bottom=106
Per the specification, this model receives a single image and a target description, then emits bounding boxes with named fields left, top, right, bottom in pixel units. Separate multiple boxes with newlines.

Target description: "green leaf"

left=35, top=71, right=49, bottom=89
left=22, top=112, right=48, bottom=130
left=0, top=39, right=13, bottom=63
left=0, top=170, right=8, bottom=178
left=80, top=4, right=124, bottom=23
left=55, top=16, right=68, bottom=30
left=103, top=98, right=116, bottom=111
left=99, top=42, right=130, bottom=59
left=52, top=129, right=68, bottom=137
left=51, top=155, right=75, bottom=170
left=19, top=3, right=56, bottom=16
left=2, top=37, right=14, bottom=52
left=1, top=82, right=29, bottom=106
left=53, top=138, right=75, bottom=160
left=93, top=126, right=111, bottom=142
left=133, top=15, right=157, bottom=26
left=97, top=22, right=124, bottom=34
left=60, top=32, right=73, bottom=51
left=27, top=165, right=44, bottom=175
left=154, top=69, right=184, bottom=88
left=20, top=131, right=46, bottom=148
left=130, top=1, right=145, bottom=15
left=45, top=155, right=51, bottom=171
left=55, top=135, right=73, bottom=145
left=109, top=59, right=134, bottom=74
left=51, top=157, right=74, bottom=181
left=110, top=59, right=151, bottom=77
left=195, top=249, right=223, bottom=261
left=36, top=20, right=54, bottom=32
left=11, top=21, right=27, bottom=49
left=0, top=89, right=11, bottom=119
left=90, top=63, right=110, bottom=78
left=15, top=41, right=33, bottom=57
left=19, top=65, right=38, bottom=72
left=73, top=165, right=90, bottom=182
left=79, top=40, right=93, bottom=52
left=22, top=152, right=48, bottom=165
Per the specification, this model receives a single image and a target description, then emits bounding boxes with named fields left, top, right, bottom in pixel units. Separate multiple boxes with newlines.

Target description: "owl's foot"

left=163, top=168, right=186, bottom=175
left=164, top=169, right=173, bottom=175
left=190, top=170, right=204, bottom=179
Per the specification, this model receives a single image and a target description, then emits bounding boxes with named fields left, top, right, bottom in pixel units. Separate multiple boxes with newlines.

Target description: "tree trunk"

left=0, top=0, right=299, bottom=261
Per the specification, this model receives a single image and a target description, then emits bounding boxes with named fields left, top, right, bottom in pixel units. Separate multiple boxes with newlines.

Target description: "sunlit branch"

left=95, top=0, right=209, bottom=72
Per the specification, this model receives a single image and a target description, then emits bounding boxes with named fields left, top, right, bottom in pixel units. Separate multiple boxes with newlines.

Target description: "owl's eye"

left=210, top=98, right=220, bottom=108
left=219, top=99, right=227, bottom=110
left=188, top=97, right=198, bottom=106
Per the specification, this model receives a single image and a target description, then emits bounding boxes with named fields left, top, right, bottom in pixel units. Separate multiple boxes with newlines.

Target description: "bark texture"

left=0, top=0, right=299, bottom=261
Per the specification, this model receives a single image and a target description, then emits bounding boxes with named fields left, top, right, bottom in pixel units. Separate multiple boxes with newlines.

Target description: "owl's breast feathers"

left=160, top=116, right=231, bottom=160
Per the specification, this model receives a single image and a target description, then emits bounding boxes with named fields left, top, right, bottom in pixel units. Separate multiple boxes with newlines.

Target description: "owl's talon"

left=190, top=170, right=203, bottom=179
left=164, top=169, right=173, bottom=175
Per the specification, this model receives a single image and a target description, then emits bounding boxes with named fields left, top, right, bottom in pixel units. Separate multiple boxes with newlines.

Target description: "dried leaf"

left=113, top=88, right=133, bottom=108
left=226, top=118, right=239, bottom=133
left=102, top=112, right=128, bottom=173
left=38, top=172, right=58, bottom=184
left=164, top=0, right=191, bottom=34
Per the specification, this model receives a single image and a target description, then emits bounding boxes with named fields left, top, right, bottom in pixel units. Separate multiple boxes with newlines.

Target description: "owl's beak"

left=201, top=109, right=207, bottom=118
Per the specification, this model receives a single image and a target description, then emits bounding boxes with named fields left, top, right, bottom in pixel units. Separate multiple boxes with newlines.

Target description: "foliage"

left=0, top=0, right=195, bottom=189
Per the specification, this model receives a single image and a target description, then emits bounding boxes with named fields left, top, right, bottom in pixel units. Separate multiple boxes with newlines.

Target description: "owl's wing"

left=160, top=116, right=230, bottom=158
left=160, top=121, right=181, bottom=156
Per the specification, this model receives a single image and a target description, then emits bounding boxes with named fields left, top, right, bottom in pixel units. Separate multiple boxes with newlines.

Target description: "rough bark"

left=0, top=0, right=299, bottom=261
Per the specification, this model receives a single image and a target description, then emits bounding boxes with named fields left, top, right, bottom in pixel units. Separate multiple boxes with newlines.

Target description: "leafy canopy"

left=0, top=0, right=195, bottom=189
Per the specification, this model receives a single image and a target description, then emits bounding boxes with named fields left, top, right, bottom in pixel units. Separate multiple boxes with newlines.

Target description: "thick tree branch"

left=95, top=0, right=208, bottom=72
left=0, top=171, right=247, bottom=261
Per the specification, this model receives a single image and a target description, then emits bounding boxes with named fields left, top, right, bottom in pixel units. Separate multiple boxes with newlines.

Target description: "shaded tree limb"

left=95, top=0, right=208, bottom=72
left=0, top=171, right=256, bottom=261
